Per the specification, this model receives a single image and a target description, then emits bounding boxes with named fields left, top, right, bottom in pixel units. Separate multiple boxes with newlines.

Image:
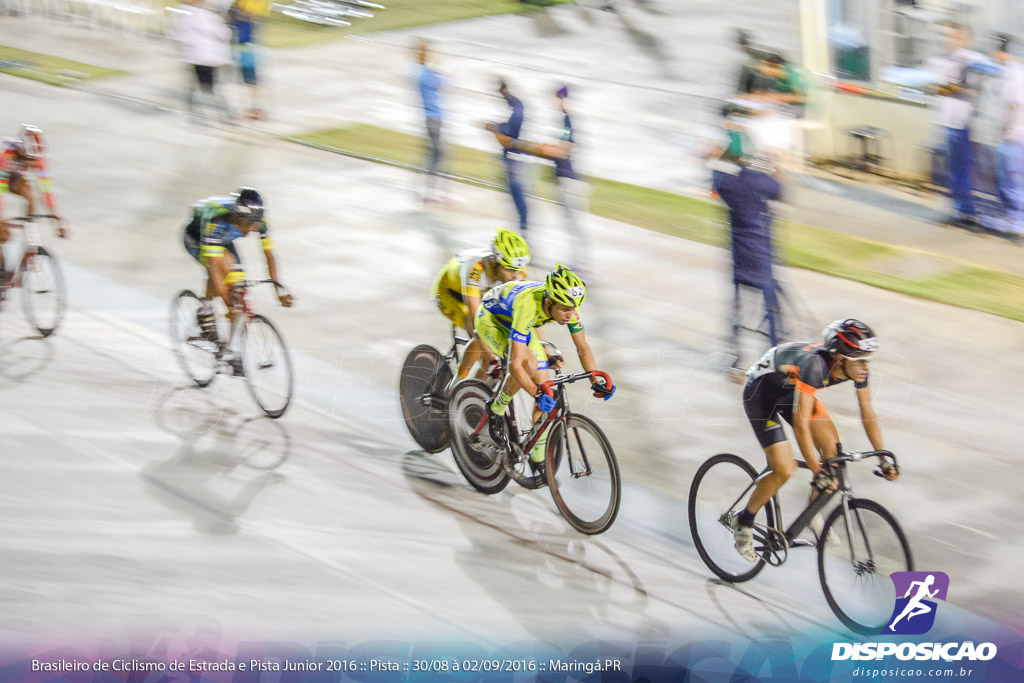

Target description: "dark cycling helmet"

left=232, top=187, right=264, bottom=222
left=823, top=319, right=878, bottom=357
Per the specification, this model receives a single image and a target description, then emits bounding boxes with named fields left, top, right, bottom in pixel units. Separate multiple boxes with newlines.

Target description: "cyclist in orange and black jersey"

left=731, top=319, right=897, bottom=562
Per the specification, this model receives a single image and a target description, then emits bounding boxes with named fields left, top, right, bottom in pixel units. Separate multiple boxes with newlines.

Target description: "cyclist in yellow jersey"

left=432, top=228, right=531, bottom=382
left=476, top=263, right=615, bottom=475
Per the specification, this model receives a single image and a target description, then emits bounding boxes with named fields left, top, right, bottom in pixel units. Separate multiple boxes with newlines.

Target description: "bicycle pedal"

left=789, top=539, right=815, bottom=549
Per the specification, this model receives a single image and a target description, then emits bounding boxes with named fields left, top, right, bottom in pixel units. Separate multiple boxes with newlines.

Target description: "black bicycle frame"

left=742, top=448, right=897, bottom=552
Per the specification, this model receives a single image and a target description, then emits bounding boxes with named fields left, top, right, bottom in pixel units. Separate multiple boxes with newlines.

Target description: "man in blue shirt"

left=712, top=151, right=782, bottom=367
left=416, top=40, right=446, bottom=203
left=492, top=79, right=529, bottom=234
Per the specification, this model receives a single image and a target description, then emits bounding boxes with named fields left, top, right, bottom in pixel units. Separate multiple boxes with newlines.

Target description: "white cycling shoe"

left=729, top=515, right=759, bottom=563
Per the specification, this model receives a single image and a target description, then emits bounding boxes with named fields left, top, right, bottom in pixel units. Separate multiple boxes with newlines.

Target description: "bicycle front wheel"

left=447, top=379, right=509, bottom=494
left=398, top=344, right=452, bottom=453
left=21, top=246, right=66, bottom=337
left=241, top=314, right=294, bottom=419
left=818, top=498, right=913, bottom=635
left=545, top=415, right=621, bottom=535
left=169, top=289, right=217, bottom=388
left=688, top=453, right=774, bottom=582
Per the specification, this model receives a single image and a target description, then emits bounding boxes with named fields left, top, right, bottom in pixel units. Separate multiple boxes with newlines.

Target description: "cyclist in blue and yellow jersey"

left=475, top=263, right=615, bottom=477
left=433, top=228, right=531, bottom=383
left=731, top=319, right=897, bottom=562
left=182, top=188, right=292, bottom=344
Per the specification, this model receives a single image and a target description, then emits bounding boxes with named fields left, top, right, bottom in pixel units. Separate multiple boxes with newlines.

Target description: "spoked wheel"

left=688, top=453, right=776, bottom=582
left=399, top=344, right=452, bottom=453
left=21, top=246, right=66, bottom=337
left=169, top=290, right=218, bottom=388
left=545, top=415, right=621, bottom=535
left=447, top=379, right=509, bottom=494
left=240, top=314, right=294, bottom=419
left=818, top=498, right=913, bottom=634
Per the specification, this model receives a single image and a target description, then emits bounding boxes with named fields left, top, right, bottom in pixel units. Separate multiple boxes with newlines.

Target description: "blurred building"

left=798, top=0, right=1021, bottom=177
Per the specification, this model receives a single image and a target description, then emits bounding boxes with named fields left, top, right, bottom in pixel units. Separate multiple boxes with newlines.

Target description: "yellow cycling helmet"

left=492, top=228, right=531, bottom=271
left=545, top=263, right=586, bottom=307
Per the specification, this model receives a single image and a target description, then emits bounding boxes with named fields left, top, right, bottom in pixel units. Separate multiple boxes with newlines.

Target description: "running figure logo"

left=885, top=571, right=950, bottom=635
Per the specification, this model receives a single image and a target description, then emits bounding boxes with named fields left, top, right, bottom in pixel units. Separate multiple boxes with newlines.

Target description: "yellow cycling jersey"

left=480, top=280, right=583, bottom=345
left=432, top=248, right=496, bottom=303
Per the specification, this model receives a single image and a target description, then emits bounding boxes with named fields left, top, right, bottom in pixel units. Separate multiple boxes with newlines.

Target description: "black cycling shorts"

left=182, top=216, right=240, bottom=265
left=743, top=376, right=796, bottom=449
left=743, top=376, right=831, bottom=449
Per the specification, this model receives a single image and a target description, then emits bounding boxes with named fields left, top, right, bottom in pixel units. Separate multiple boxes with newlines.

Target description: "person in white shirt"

left=928, top=23, right=986, bottom=226
left=980, top=34, right=1024, bottom=239
left=172, top=0, right=233, bottom=118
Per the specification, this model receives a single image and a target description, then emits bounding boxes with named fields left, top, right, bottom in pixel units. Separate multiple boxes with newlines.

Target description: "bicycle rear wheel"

left=21, top=246, right=66, bottom=337
left=545, top=415, right=621, bottom=535
left=447, top=379, right=509, bottom=494
left=241, top=314, right=294, bottom=419
left=688, top=453, right=775, bottom=582
left=398, top=344, right=452, bottom=453
left=169, top=290, right=217, bottom=388
left=818, top=498, right=913, bottom=634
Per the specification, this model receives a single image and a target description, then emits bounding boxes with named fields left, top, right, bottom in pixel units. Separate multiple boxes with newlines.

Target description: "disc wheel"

left=399, top=344, right=452, bottom=453
left=447, top=379, right=509, bottom=494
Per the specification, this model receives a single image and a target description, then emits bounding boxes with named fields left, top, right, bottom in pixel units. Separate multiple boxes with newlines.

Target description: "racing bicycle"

left=170, top=277, right=294, bottom=419
left=0, top=214, right=66, bottom=337
left=688, top=447, right=912, bottom=634
left=447, top=342, right=621, bottom=535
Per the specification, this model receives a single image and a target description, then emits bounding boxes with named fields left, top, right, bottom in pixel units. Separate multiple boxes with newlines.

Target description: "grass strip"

left=290, top=123, right=1024, bottom=322
left=0, top=46, right=126, bottom=86
left=264, top=0, right=567, bottom=49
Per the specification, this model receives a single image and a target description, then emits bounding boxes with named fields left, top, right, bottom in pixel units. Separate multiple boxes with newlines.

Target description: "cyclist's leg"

left=9, top=172, right=36, bottom=217
left=475, top=309, right=511, bottom=405
left=741, top=379, right=796, bottom=517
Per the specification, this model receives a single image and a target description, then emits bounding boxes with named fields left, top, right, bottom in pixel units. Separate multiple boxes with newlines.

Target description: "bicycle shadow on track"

left=399, top=451, right=669, bottom=643
left=140, top=386, right=291, bottom=535
left=0, top=334, right=55, bottom=387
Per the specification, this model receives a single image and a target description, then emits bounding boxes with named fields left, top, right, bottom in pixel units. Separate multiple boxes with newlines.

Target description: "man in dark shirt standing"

left=490, top=79, right=528, bottom=235
left=551, top=85, right=591, bottom=276
left=712, top=150, right=782, bottom=365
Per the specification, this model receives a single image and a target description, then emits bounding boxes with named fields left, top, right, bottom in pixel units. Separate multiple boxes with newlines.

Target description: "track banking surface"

left=1, top=77, right=1022, bottom=655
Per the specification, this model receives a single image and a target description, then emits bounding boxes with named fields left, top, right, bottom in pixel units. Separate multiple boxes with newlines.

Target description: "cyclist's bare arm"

left=792, top=390, right=823, bottom=473
left=856, top=384, right=884, bottom=450
left=465, top=294, right=481, bottom=337
left=508, top=339, right=539, bottom=395
left=207, top=254, right=234, bottom=308
left=263, top=249, right=292, bottom=307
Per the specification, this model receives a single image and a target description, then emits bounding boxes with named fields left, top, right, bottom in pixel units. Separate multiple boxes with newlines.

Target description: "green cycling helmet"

left=492, top=228, right=531, bottom=271
left=545, top=263, right=586, bottom=308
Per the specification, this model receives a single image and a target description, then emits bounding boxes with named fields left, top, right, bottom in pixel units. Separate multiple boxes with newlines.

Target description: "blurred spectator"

left=228, top=0, right=270, bottom=120
left=979, top=33, right=1024, bottom=240
left=735, top=29, right=772, bottom=95
left=711, top=137, right=782, bottom=367
left=415, top=40, right=447, bottom=204
left=172, top=0, right=233, bottom=120
left=488, top=79, right=528, bottom=235
left=927, top=23, right=986, bottom=226
left=551, top=85, right=591, bottom=276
